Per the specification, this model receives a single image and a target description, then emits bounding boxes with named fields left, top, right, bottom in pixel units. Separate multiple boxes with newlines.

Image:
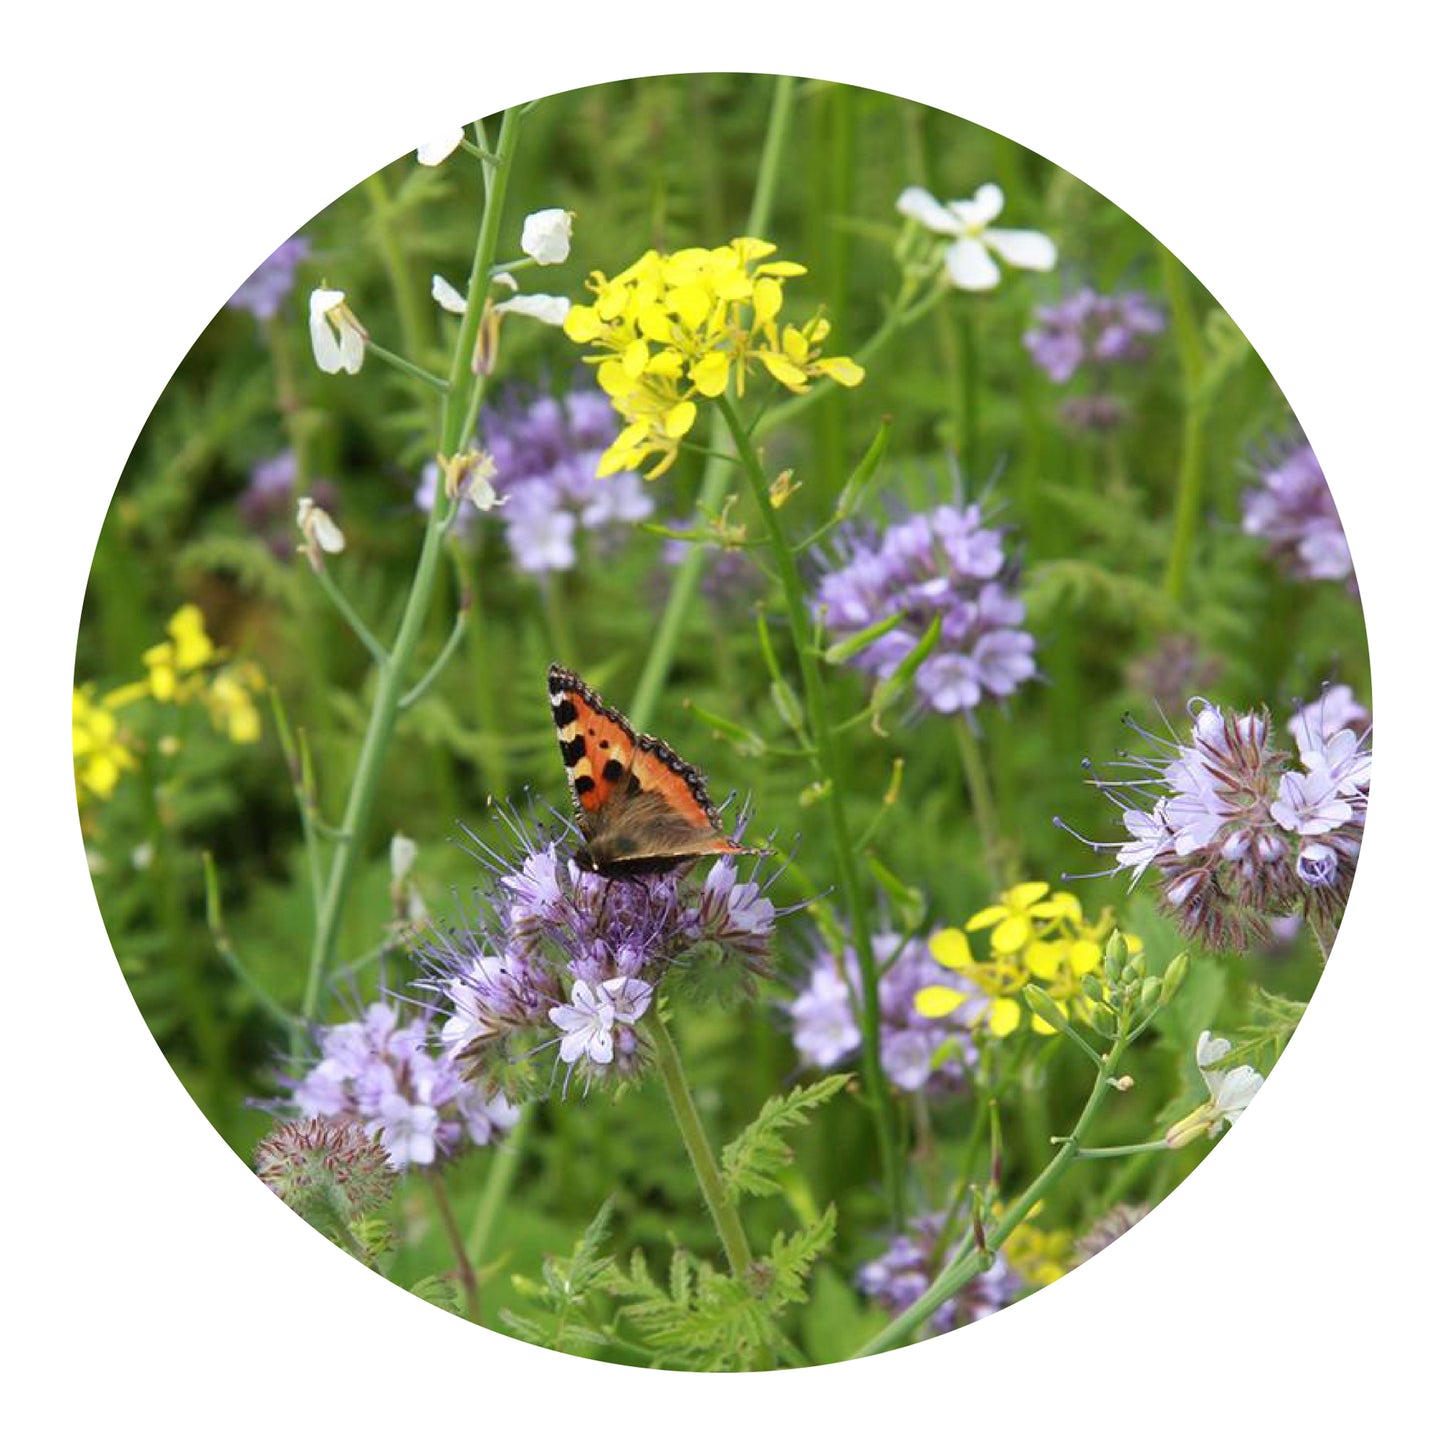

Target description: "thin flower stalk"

left=716, top=394, right=903, bottom=1223
left=297, top=108, right=524, bottom=1045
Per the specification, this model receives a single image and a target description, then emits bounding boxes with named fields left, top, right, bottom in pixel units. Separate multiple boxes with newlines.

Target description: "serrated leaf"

left=721, top=1075, right=851, bottom=1202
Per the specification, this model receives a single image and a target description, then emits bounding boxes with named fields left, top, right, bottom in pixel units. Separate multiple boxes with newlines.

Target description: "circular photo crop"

left=74, top=73, right=1369, bottom=1369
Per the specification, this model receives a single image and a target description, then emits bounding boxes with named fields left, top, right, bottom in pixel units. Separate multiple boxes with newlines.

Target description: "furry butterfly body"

left=548, top=664, right=757, bottom=876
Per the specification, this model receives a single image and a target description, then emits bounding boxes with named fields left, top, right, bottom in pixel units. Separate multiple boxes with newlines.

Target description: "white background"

left=6, top=2, right=1438, bottom=1439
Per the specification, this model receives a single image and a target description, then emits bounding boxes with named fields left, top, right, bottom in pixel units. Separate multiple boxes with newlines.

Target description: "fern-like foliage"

left=499, top=1199, right=621, bottom=1357
left=720, top=1075, right=850, bottom=1202
left=613, top=1206, right=838, bottom=1370
left=1215, top=986, right=1308, bottom=1070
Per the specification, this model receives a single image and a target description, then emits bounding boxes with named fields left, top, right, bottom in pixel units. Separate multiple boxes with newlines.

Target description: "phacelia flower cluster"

left=564, top=237, right=863, bottom=478
left=227, top=235, right=310, bottom=323
left=1241, top=439, right=1353, bottom=584
left=789, top=932, right=987, bottom=1093
left=254, top=1116, right=396, bottom=1227
left=857, top=1211, right=1020, bottom=1334
left=1064, top=687, right=1370, bottom=949
left=285, top=999, right=520, bottom=1171
left=919, top=883, right=1129, bottom=1037
left=813, top=504, right=1036, bottom=717
left=423, top=819, right=779, bottom=1094
left=416, top=386, right=652, bottom=573
left=1023, top=286, right=1165, bottom=384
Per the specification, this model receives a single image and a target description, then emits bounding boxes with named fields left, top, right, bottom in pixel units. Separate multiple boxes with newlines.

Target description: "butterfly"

left=548, top=663, right=760, bottom=877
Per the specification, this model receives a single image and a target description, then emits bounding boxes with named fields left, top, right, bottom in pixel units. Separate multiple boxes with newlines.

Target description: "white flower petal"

left=985, top=226, right=1058, bottom=272
left=416, top=129, right=464, bottom=166
left=390, top=834, right=418, bottom=881
left=493, top=293, right=571, bottom=326
left=431, top=274, right=468, bottom=314
left=520, top=208, right=572, bottom=265
left=492, top=271, right=519, bottom=293
left=943, top=236, right=1001, bottom=291
left=951, top=182, right=1005, bottom=230
left=896, top=185, right=960, bottom=235
left=337, top=319, right=365, bottom=375
left=1196, top=1031, right=1231, bottom=1070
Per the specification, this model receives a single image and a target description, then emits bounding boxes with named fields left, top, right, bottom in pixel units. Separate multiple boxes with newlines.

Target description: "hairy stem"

left=641, top=1011, right=754, bottom=1279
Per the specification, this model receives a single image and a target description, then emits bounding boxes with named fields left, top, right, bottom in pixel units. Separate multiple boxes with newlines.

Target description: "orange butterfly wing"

left=548, top=664, right=751, bottom=875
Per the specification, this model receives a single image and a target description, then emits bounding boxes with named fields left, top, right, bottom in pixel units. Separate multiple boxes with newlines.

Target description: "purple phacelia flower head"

left=1060, top=688, right=1370, bottom=951
left=1023, top=286, right=1164, bottom=383
left=1241, top=439, right=1353, bottom=585
left=420, top=809, right=785, bottom=1096
left=279, top=998, right=519, bottom=1172
left=814, top=503, right=1035, bottom=717
left=788, top=932, right=988, bottom=1093
left=228, top=235, right=311, bottom=323
left=857, top=1211, right=1021, bottom=1334
left=415, top=385, right=653, bottom=569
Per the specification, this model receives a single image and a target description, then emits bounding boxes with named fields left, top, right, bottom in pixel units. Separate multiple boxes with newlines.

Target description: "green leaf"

left=409, top=1275, right=464, bottom=1316
left=721, top=1075, right=851, bottom=1202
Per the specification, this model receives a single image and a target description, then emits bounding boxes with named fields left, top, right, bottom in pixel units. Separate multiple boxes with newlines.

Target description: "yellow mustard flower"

left=919, top=882, right=1137, bottom=1037
left=1003, top=1207, right=1075, bottom=1288
left=564, top=237, right=864, bottom=479
left=143, top=604, right=216, bottom=703
left=202, top=661, right=266, bottom=745
left=72, top=687, right=135, bottom=803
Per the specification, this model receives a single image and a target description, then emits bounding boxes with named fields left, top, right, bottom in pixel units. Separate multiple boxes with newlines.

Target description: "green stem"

left=852, top=1024, right=1133, bottom=1356
left=311, top=563, right=389, bottom=666
left=399, top=597, right=470, bottom=711
left=1160, top=246, right=1207, bottom=604
left=1073, top=1140, right=1172, bottom=1159
left=427, top=1170, right=482, bottom=1324
left=641, top=1011, right=753, bottom=1279
left=955, top=717, right=1013, bottom=891
left=364, top=341, right=450, bottom=393
left=202, top=851, right=295, bottom=1030
left=718, top=395, right=903, bottom=1226
left=467, top=1103, right=533, bottom=1261
left=627, top=74, right=796, bottom=732
left=296, top=107, right=524, bottom=1045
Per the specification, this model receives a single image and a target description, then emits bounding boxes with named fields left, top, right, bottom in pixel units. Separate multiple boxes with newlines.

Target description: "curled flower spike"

left=420, top=807, right=786, bottom=1098
left=564, top=237, right=864, bottom=479
left=308, top=288, right=367, bottom=374
left=1242, top=439, right=1352, bottom=585
left=897, top=183, right=1057, bottom=292
left=1164, top=1031, right=1264, bottom=1148
left=279, top=998, right=520, bottom=1172
left=1058, top=691, right=1369, bottom=950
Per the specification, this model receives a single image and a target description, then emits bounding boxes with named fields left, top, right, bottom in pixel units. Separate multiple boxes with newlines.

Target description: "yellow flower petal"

left=752, top=276, right=783, bottom=324
left=1004, top=882, right=1052, bottom=908
left=758, top=350, right=810, bottom=389
left=988, top=997, right=1021, bottom=1037
left=965, top=904, right=1009, bottom=930
left=664, top=400, right=697, bottom=439
left=815, top=355, right=864, bottom=387
left=915, top=985, right=968, bottom=1019
left=563, top=304, right=602, bottom=342
left=929, top=927, right=974, bottom=971
left=690, top=351, right=730, bottom=398
left=990, top=916, right=1032, bottom=954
